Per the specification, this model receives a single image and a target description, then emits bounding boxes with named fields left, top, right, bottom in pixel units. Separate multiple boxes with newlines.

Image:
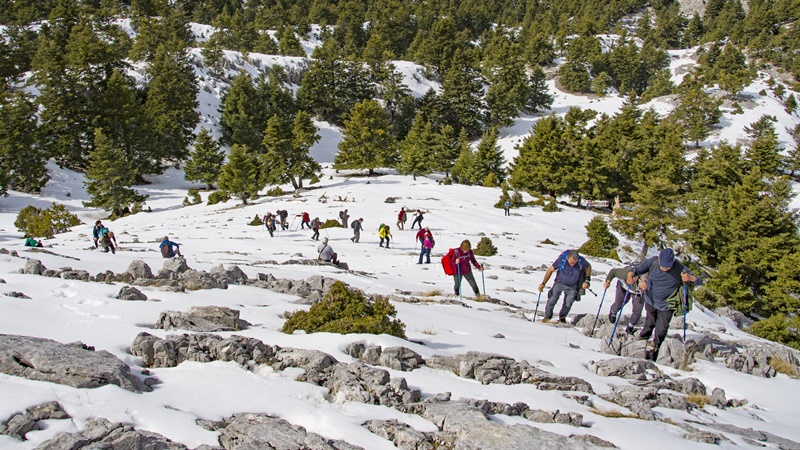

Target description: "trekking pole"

left=608, top=286, right=632, bottom=346
left=533, top=290, right=542, bottom=322
left=457, top=263, right=463, bottom=302
left=481, top=269, right=486, bottom=296
left=291, top=216, right=298, bottom=230
left=590, top=287, right=609, bottom=336
left=682, top=283, right=688, bottom=342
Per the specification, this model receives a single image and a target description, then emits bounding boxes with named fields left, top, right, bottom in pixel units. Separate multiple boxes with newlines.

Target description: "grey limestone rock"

left=210, top=413, right=364, bottom=450
left=23, top=259, right=45, bottom=275
left=362, top=419, right=434, bottom=450
left=155, top=306, right=250, bottom=332
left=36, top=417, right=188, bottom=450
left=715, top=306, right=754, bottom=329
left=709, top=387, right=728, bottom=408
left=587, top=358, right=660, bottom=381
left=1, top=413, right=37, bottom=440
left=59, top=269, right=91, bottom=281
left=161, top=256, right=190, bottom=275
left=131, top=332, right=277, bottom=368
left=125, top=260, right=153, bottom=280
left=0, top=334, right=149, bottom=393
left=117, top=286, right=148, bottom=301
left=179, top=269, right=227, bottom=290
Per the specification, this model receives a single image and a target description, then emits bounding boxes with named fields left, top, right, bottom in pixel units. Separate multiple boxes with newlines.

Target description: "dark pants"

left=301, top=221, right=310, bottom=229
left=418, top=247, right=431, bottom=263
left=380, top=237, right=390, bottom=247
left=610, top=281, right=644, bottom=327
left=639, top=302, right=674, bottom=358
left=454, top=271, right=479, bottom=295
left=311, top=228, right=319, bottom=240
left=266, top=224, right=274, bottom=237
left=280, top=220, right=288, bottom=230
left=411, top=217, right=423, bottom=229
left=545, top=281, right=578, bottom=320
left=504, top=207, right=510, bottom=216
left=351, top=230, right=360, bottom=243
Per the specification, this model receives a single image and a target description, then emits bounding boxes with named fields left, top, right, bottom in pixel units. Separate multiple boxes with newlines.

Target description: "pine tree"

left=439, top=48, right=485, bottom=138
left=510, top=112, right=578, bottom=197
left=785, top=94, right=797, bottom=114
left=451, top=140, right=475, bottom=185
left=526, top=66, right=553, bottom=113
left=472, top=127, right=506, bottom=185
left=219, top=72, right=263, bottom=152
left=673, top=80, right=722, bottom=147
left=218, top=144, right=261, bottom=205
left=83, top=129, right=147, bottom=218
left=592, top=72, right=612, bottom=96
left=431, top=124, right=460, bottom=177
left=743, top=114, right=782, bottom=177
left=277, top=25, right=306, bottom=56
left=260, top=114, right=293, bottom=187
left=557, top=60, right=591, bottom=93
left=290, top=111, right=322, bottom=189
left=785, top=145, right=800, bottom=177
left=579, top=216, right=620, bottom=260
left=484, top=37, right=529, bottom=128
left=334, top=99, right=397, bottom=175
left=612, top=176, right=680, bottom=257
left=184, top=128, right=225, bottom=190
left=0, top=90, right=48, bottom=194
left=397, top=113, right=434, bottom=180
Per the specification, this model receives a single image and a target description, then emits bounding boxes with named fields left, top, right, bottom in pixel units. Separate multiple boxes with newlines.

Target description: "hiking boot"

left=644, top=350, right=655, bottom=361
left=625, top=325, right=635, bottom=335
left=608, top=313, right=616, bottom=323
left=542, top=317, right=552, bottom=323
left=558, top=317, right=567, bottom=323
left=379, top=244, right=384, bottom=247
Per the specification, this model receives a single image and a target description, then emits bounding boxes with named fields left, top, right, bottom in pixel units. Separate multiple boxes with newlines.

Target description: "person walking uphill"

left=92, top=220, right=104, bottom=249
left=379, top=224, right=392, bottom=248
left=351, top=218, right=364, bottom=243
left=397, top=207, right=407, bottom=230
left=451, top=240, right=484, bottom=296
left=538, top=249, right=592, bottom=323
left=410, top=209, right=424, bottom=229
left=418, top=232, right=434, bottom=264
left=627, top=248, right=702, bottom=361
left=605, top=267, right=648, bottom=334
left=339, top=209, right=349, bottom=228
left=310, top=217, right=321, bottom=241
left=160, top=236, right=182, bottom=258
left=300, top=212, right=311, bottom=229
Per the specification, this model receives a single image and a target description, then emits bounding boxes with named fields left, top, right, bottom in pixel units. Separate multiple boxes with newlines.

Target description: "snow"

left=1, top=25, right=800, bottom=450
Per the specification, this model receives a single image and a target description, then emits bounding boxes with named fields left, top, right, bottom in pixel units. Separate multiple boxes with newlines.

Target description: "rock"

left=155, top=306, right=250, bottom=332
left=379, top=347, right=425, bottom=371
left=94, top=270, right=116, bottom=283
left=715, top=307, right=754, bottom=329
left=1, top=413, right=37, bottom=440
left=36, top=417, right=188, bottom=450
left=684, top=432, right=722, bottom=444
left=210, top=413, right=364, bottom=450
left=709, top=387, right=727, bottom=408
left=600, top=385, right=658, bottom=420
left=655, top=338, right=691, bottom=369
left=117, top=286, right=148, bottom=301
left=27, top=401, right=70, bottom=421
left=0, top=278, right=6, bottom=283
left=703, top=422, right=800, bottom=449
left=5, top=291, right=31, bottom=299
left=179, top=269, right=227, bottom=290
left=160, top=257, right=190, bottom=275
left=131, top=332, right=278, bottom=368
left=587, top=358, right=659, bottom=381
left=494, top=333, right=506, bottom=338
left=41, top=269, right=60, bottom=277
left=23, top=259, right=45, bottom=275
left=60, top=269, right=91, bottom=281
left=0, top=334, right=149, bottom=393
left=676, top=377, right=706, bottom=395
left=126, top=260, right=154, bottom=279
left=363, top=419, right=434, bottom=450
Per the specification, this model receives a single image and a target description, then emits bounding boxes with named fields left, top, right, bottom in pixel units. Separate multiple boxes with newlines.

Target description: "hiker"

left=24, top=237, right=42, bottom=247
left=351, top=218, right=364, bottom=243
left=317, top=237, right=338, bottom=265
left=504, top=200, right=511, bottom=216
left=310, top=217, right=321, bottom=241
left=626, top=248, right=702, bottom=361
left=92, top=220, right=104, bottom=248
left=264, top=213, right=276, bottom=237
left=300, top=212, right=311, bottom=229
left=396, top=207, right=407, bottom=230
left=604, top=268, right=649, bottom=334
left=160, top=236, right=181, bottom=258
left=416, top=227, right=434, bottom=247
left=410, top=209, right=424, bottom=229
left=339, top=209, right=349, bottom=228
left=418, top=232, right=434, bottom=264
left=538, top=249, right=592, bottom=323
left=277, top=209, right=289, bottom=230
left=451, top=240, right=484, bottom=296
left=379, top=224, right=392, bottom=248
left=97, top=226, right=117, bottom=254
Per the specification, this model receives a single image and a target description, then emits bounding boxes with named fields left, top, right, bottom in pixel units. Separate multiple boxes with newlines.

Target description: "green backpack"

left=667, top=284, right=695, bottom=315
left=379, top=223, right=386, bottom=232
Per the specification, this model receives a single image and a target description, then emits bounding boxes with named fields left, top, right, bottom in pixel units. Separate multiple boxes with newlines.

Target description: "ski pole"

left=683, top=283, right=688, bottom=342
left=291, top=216, right=298, bottom=230
left=481, top=269, right=486, bottom=296
left=457, top=263, right=463, bottom=302
left=533, top=290, right=542, bottom=322
left=590, top=287, right=609, bottom=336
left=609, top=285, right=632, bottom=346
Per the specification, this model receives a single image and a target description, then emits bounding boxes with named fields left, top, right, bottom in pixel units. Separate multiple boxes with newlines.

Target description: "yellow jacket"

left=379, top=226, right=392, bottom=238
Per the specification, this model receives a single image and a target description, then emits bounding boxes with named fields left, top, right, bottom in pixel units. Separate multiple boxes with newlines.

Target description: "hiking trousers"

left=610, top=281, right=644, bottom=327
left=352, top=230, right=360, bottom=243
left=639, top=301, right=674, bottom=358
left=545, top=281, right=578, bottom=320
left=411, top=217, right=423, bottom=229
left=418, top=247, right=431, bottom=264
left=454, top=271, right=479, bottom=296
left=311, top=229, right=319, bottom=240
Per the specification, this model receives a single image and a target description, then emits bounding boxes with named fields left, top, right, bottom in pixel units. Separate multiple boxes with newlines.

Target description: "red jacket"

left=398, top=210, right=406, bottom=220
left=451, top=248, right=480, bottom=274
left=302, top=212, right=310, bottom=222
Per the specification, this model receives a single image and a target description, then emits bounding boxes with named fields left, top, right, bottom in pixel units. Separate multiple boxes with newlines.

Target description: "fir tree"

left=83, top=129, right=147, bottom=218
left=0, top=90, right=48, bottom=194
left=397, top=113, right=434, bottom=180
left=785, top=94, right=797, bottom=114
left=785, top=145, right=800, bottom=177
left=611, top=176, right=680, bottom=257
left=260, top=114, right=293, bottom=187
left=557, top=60, right=591, bottom=93
left=526, top=66, right=553, bottom=113
left=219, top=72, right=263, bottom=152
left=334, top=99, right=397, bottom=175
left=743, top=115, right=782, bottom=177
left=510, top=114, right=575, bottom=197
left=277, top=25, right=306, bottom=56
left=290, top=111, right=322, bottom=189
left=439, top=48, right=485, bottom=138
left=451, top=140, right=475, bottom=185
left=673, top=79, right=722, bottom=147
left=431, top=124, right=461, bottom=177
left=184, top=128, right=225, bottom=190
left=579, top=216, right=620, bottom=260
left=471, top=127, right=506, bottom=185
left=218, top=144, right=261, bottom=205
left=484, top=37, right=529, bottom=128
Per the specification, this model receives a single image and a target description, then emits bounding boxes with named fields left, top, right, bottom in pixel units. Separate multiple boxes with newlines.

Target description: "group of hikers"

left=89, top=220, right=181, bottom=259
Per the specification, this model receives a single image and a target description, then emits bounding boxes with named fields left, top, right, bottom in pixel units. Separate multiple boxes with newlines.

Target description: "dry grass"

left=473, top=294, right=488, bottom=302
left=422, top=289, right=443, bottom=297
left=418, top=325, right=438, bottom=335
left=769, top=356, right=798, bottom=377
left=589, top=408, right=638, bottom=419
left=686, top=394, right=709, bottom=408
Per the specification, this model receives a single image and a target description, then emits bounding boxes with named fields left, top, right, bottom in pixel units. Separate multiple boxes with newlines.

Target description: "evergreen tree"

left=290, top=111, right=322, bottom=189
left=510, top=114, right=575, bottom=197
left=184, top=128, right=225, bottom=190
left=219, top=72, right=264, bottom=152
left=439, top=48, right=486, bottom=138
left=579, top=216, right=620, bottom=260
left=260, top=114, right=293, bottom=187
left=376, top=64, right=415, bottom=139
left=526, top=66, right=553, bottom=113
left=0, top=90, right=48, bottom=194
left=785, top=94, right=797, bottom=114
left=200, top=34, right=225, bottom=77
left=557, top=60, right=591, bottom=93
left=592, top=72, right=612, bottom=96
left=397, top=113, right=434, bottom=180
left=334, top=99, right=397, bottom=175
left=673, top=79, right=722, bottom=147
left=785, top=145, right=800, bottom=177
left=129, top=8, right=193, bottom=62
left=431, top=124, right=460, bottom=177
left=451, top=139, right=476, bottom=185
left=218, top=144, right=261, bottom=205
left=471, top=127, right=506, bottom=185
left=612, top=176, right=681, bottom=257
left=484, top=37, right=529, bottom=128
left=277, top=25, right=306, bottom=56
left=83, top=129, right=147, bottom=217
left=743, top=115, right=782, bottom=176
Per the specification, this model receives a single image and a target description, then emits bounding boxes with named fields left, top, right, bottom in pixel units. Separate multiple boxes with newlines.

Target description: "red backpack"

left=441, top=248, right=457, bottom=275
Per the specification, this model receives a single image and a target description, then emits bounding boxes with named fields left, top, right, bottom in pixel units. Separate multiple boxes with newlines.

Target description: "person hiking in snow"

left=317, top=237, right=339, bottom=265
left=300, top=212, right=311, bottom=229
left=538, top=249, right=592, bottom=323
left=277, top=209, right=289, bottom=230
left=310, top=217, right=321, bottom=241
left=604, top=267, right=649, bottom=334
left=396, top=207, right=407, bottom=230
left=160, top=236, right=181, bottom=258
left=504, top=200, right=511, bottom=216
left=97, top=226, right=117, bottom=254
left=418, top=232, right=434, bottom=264
left=379, top=224, right=392, bottom=248
left=410, top=209, right=424, bottom=229
left=339, top=209, right=349, bottom=228
left=451, top=240, right=483, bottom=296
left=92, top=220, right=104, bottom=249
left=351, top=218, right=364, bottom=243
left=626, top=248, right=702, bottom=361
left=264, top=212, right=276, bottom=237
left=24, top=237, right=42, bottom=247
left=415, top=227, right=434, bottom=246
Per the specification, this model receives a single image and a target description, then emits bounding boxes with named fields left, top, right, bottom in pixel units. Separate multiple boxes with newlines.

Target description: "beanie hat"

left=322, top=237, right=329, bottom=244
left=659, top=248, right=675, bottom=269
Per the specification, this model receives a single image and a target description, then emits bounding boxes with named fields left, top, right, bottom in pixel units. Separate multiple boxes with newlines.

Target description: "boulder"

left=131, top=332, right=278, bottom=368
left=363, top=419, right=434, bottom=450
left=0, top=334, right=149, bottom=393
left=36, top=417, right=188, bottom=450
left=23, top=259, right=45, bottom=275
left=587, top=358, right=659, bottom=381
left=126, top=260, right=154, bottom=279
left=209, top=413, right=364, bottom=450
left=1, top=413, right=37, bottom=440
left=60, top=269, right=91, bottom=281
left=160, top=257, right=190, bottom=275
left=117, top=286, right=148, bottom=301
left=179, top=269, right=227, bottom=290
left=714, top=307, right=754, bottom=330
left=155, top=306, right=250, bottom=332
left=380, top=347, right=425, bottom=371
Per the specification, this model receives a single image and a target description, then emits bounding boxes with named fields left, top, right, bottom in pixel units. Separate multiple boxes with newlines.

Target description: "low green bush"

left=15, top=203, right=81, bottom=238
left=578, top=216, right=620, bottom=260
left=265, top=186, right=286, bottom=197
left=543, top=197, right=560, bottom=212
left=750, top=313, right=800, bottom=350
left=282, top=281, right=406, bottom=338
left=320, top=218, right=341, bottom=229
left=474, top=237, right=498, bottom=256
left=207, top=190, right=230, bottom=205
left=182, top=189, right=202, bottom=206
left=248, top=214, right=264, bottom=226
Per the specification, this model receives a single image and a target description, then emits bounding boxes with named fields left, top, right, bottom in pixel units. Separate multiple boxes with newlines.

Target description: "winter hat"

left=322, top=237, right=329, bottom=244
left=659, top=248, right=675, bottom=269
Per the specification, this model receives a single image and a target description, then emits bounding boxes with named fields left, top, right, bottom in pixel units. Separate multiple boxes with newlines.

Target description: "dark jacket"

left=452, top=248, right=480, bottom=275
left=159, top=239, right=179, bottom=257
left=351, top=220, right=362, bottom=232
left=631, top=257, right=703, bottom=311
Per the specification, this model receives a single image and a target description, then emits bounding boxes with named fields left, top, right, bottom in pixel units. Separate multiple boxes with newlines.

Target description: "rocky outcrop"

left=23, top=259, right=45, bottom=275
left=200, top=413, right=363, bottom=450
left=0, top=401, right=70, bottom=440
left=117, top=286, right=147, bottom=301
left=155, top=306, right=250, bottom=332
left=715, top=307, right=754, bottom=330
left=346, top=343, right=425, bottom=371
left=125, top=260, right=154, bottom=280
left=0, top=335, right=150, bottom=393
left=36, top=417, right=188, bottom=450
left=587, top=358, right=662, bottom=381
left=249, top=273, right=340, bottom=304
left=363, top=420, right=434, bottom=450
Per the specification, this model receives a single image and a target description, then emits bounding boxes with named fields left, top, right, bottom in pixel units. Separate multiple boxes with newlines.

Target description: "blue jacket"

left=160, top=240, right=179, bottom=254
left=631, top=256, right=703, bottom=311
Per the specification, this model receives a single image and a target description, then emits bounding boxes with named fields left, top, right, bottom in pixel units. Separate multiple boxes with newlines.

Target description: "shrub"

left=494, top=187, right=526, bottom=209
left=578, top=216, right=620, bottom=260
left=207, top=190, right=231, bottom=205
left=15, top=203, right=82, bottom=238
left=182, top=189, right=202, bottom=206
left=282, top=281, right=406, bottom=338
left=309, top=174, right=320, bottom=185
left=543, top=197, right=560, bottom=212
left=483, top=173, right=498, bottom=187
left=685, top=394, right=709, bottom=408
left=320, top=219, right=341, bottom=229
left=265, top=186, right=286, bottom=197
left=768, top=356, right=798, bottom=377
left=474, top=237, right=498, bottom=256
left=529, top=196, right=545, bottom=206
left=750, top=313, right=800, bottom=350
left=248, top=214, right=264, bottom=226
left=542, top=238, right=556, bottom=245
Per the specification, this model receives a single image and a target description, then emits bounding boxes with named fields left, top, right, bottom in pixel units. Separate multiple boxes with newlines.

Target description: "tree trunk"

left=639, top=242, right=648, bottom=259
left=290, top=176, right=299, bottom=190
left=207, top=183, right=215, bottom=190
left=369, top=168, right=374, bottom=176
